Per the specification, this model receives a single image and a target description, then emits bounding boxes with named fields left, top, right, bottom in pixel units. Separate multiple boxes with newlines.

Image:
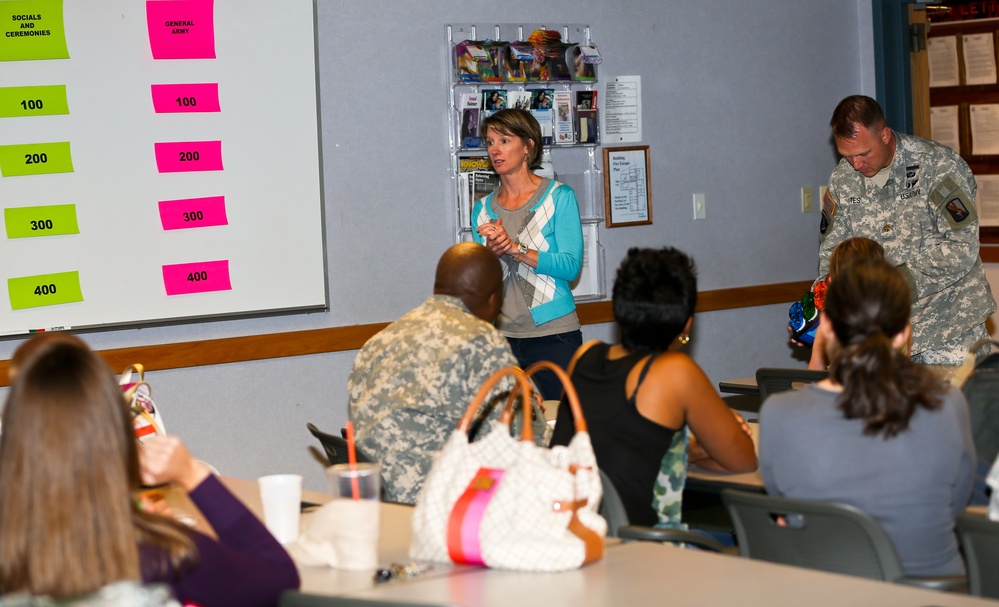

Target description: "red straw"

left=344, top=421, right=360, bottom=500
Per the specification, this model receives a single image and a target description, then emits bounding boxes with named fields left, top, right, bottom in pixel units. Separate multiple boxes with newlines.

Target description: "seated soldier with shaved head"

left=347, top=242, right=547, bottom=504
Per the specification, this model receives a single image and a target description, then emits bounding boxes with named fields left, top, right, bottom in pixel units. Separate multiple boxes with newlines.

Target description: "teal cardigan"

left=471, top=179, right=583, bottom=326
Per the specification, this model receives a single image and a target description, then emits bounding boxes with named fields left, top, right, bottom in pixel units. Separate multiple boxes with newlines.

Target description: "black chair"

left=957, top=512, right=999, bottom=598
left=961, top=339, right=999, bottom=471
left=280, top=592, right=457, bottom=607
left=755, top=367, right=828, bottom=401
left=722, top=489, right=966, bottom=592
left=307, top=422, right=373, bottom=466
left=597, top=468, right=725, bottom=551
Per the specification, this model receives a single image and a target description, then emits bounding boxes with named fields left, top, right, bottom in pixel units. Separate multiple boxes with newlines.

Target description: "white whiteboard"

left=0, top=0, right=326, bottom=335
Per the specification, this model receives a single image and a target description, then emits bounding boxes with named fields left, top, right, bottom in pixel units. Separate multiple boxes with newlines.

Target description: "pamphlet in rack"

left=554, top=91, right=574, bottom=144
left=575, top=90, right=598, bottom=144
left=459, top=93, right=481, bottom=148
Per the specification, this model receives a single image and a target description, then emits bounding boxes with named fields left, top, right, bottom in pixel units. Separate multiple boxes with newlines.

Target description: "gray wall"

left=0, top=0, right=877, bottom=491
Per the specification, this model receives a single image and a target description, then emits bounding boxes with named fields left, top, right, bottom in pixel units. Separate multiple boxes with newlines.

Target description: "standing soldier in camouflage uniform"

left=347, top=242, right=547, bottom=505
left=820, top=95, right=996, bottom=366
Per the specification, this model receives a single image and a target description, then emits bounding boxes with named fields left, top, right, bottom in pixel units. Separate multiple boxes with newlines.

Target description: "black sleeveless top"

left=550, top=342, right=680, bottom=526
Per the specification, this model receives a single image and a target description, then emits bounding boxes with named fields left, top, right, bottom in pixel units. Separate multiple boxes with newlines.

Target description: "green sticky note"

left=0, top=0, right=69, bottom=62
left=0, top=85, right=69, bottom=118
left=4, top=204, right=78, bottom=238
left=0, top=142, right=73, bottom=176
left=8, top=271, right=83, bottom=310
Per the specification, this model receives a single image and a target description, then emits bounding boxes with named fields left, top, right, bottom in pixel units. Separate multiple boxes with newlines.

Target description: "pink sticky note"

left=146, top=0, right=216, bottom=60
left=162, top=260, right=231, bottom=295
left=151, top=83, right=221, bottom=113
left=158, top=196, right=227, bottom=230
left=154, top=141, right=223, bottom=173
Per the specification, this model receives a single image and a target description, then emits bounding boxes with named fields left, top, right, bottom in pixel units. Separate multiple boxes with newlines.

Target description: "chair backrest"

left=961, top=340, right=999, bottom=467
left=755, top=367, right=828, bottom=401
left=307, top=422, right=372, bottom=466
left=721, top=489, right=905, bottom=582
left=598, top=467, right=629, bottom=538
left=957, top=513, right=999, bottom=598
left=280, top=591, right=457, bottom=607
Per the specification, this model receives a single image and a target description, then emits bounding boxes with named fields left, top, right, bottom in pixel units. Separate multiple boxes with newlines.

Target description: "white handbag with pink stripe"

left=409, top=362, right=606, bottom=572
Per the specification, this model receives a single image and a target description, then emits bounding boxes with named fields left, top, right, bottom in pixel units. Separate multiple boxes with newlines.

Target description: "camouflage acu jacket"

left=820, top=131, right=996, bottom=355
left=347, top=294, right=546, bottom=504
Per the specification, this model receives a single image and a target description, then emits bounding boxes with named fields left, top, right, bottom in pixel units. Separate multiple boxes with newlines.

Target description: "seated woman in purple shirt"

left=0, top=334, right=299, bottom=606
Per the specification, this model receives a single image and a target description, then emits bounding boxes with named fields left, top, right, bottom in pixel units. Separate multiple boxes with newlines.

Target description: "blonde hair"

left=0, top=336, right=196, bottom=597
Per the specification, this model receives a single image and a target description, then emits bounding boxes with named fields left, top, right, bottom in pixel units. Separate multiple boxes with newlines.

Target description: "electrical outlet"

left=693, top=193, right=706, bottom=220
left=801, top=187, right=814, bottom=213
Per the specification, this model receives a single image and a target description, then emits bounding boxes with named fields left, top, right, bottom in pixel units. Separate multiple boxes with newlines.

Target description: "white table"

left=329, top=541, right=999, bottom=607
left=168, top=477, right=999, bottom=606
left=165, top=477, right=467, bottom=595
left=686, top=422, right=764, bottom=493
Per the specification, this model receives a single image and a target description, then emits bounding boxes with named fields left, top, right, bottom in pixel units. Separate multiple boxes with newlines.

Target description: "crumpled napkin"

left=287, top=499, right=379, bottom=570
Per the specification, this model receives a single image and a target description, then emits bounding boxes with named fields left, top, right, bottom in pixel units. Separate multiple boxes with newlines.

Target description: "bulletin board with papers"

left=927, top=17, right=999, bottom=238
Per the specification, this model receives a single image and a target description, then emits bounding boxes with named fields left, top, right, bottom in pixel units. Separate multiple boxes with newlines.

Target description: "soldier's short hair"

left=830, top=95, right=887, bottom=139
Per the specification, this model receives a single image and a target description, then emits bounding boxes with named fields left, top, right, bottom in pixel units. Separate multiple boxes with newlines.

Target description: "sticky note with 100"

left=0, top=85, right=70, bottom=118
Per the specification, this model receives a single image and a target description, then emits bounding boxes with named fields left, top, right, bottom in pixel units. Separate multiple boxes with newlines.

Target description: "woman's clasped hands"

left=476, top=218, right=514, bottom=256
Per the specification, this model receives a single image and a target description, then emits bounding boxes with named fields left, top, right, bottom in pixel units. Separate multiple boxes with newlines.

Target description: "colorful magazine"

left=454, top=40, right=489, bottom=83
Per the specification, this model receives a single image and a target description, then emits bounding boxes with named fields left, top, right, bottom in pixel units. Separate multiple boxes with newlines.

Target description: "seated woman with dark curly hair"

left=0, top=334, right=299, bottom=606
left=550, top=247, right=757, bottom=528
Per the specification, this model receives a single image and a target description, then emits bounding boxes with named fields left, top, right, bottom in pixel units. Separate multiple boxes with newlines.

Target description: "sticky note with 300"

left=5, top=204, right=79, bottom=238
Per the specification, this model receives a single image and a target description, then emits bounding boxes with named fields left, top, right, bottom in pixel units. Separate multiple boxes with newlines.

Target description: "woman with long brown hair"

left=760, top=259, right=975, bottom=576
left=0, top=334, right=298, bottom=605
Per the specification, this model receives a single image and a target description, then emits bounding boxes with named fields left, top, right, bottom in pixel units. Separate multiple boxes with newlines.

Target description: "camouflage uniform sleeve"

left=817, top=178, right=852, bottom=278
left=896, top=161, right=980, bottom=301
left=461, top=331, right=548, bottom=446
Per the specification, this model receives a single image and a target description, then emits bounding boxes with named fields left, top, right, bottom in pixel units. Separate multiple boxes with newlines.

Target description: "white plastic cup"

left=258, top=474, right=303, bottom=544
left=325, top=463, right=380, bottom=570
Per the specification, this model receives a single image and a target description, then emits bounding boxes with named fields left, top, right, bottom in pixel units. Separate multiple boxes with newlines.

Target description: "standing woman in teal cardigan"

left=472, top=108, right=584, bottom=399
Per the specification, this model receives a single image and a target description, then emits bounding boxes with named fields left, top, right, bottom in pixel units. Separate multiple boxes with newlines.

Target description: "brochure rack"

left=445, top=23, right=605, bottom=300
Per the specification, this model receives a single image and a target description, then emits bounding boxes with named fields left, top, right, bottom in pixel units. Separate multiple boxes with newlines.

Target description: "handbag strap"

left=456, top=366, right=535, bottom=442
left=119, top=363, right=145, bottom=386
left=517, top=360, right=588, bottom=434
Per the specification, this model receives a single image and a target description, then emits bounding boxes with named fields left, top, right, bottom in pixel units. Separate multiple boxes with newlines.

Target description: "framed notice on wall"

left=603, top=145, right=651, bottom=227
